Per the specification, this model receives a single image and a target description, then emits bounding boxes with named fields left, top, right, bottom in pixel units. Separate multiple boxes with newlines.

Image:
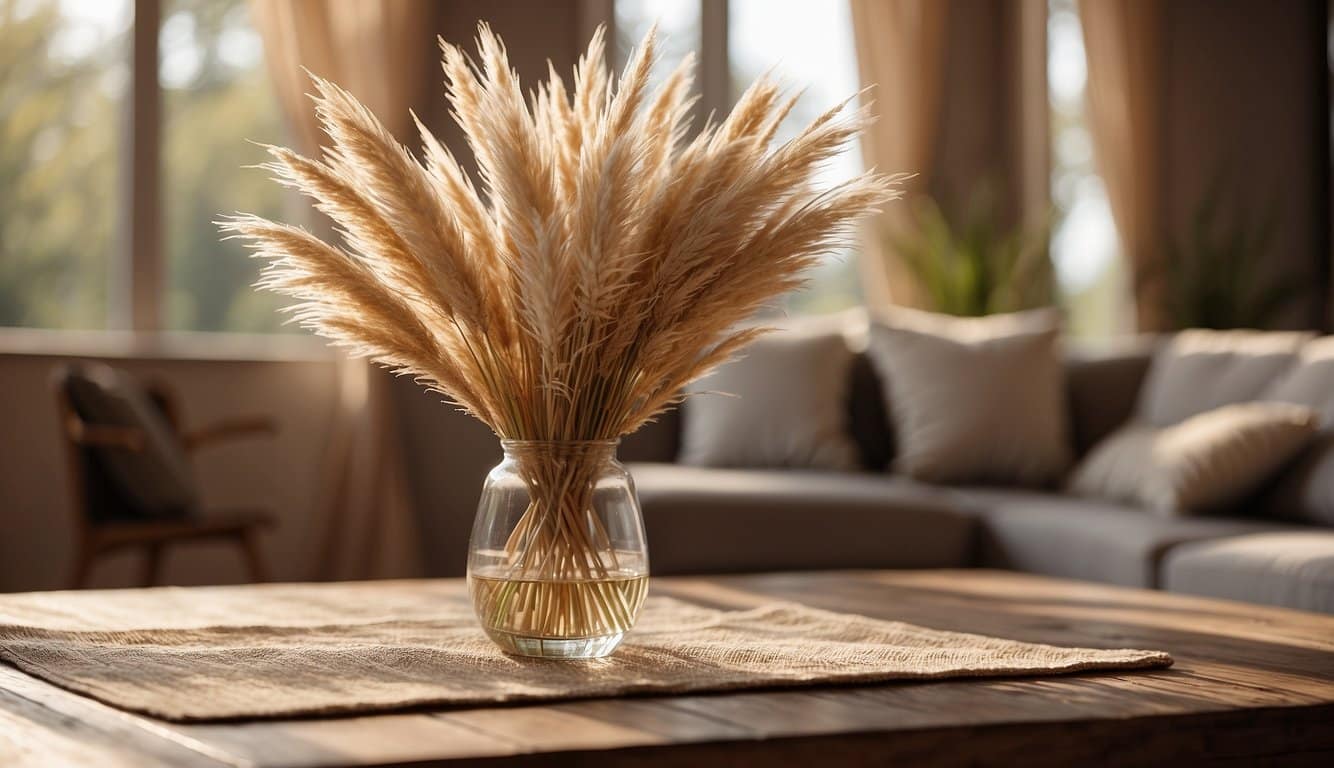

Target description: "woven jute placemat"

left=0, top=580, right=1172, bottom=722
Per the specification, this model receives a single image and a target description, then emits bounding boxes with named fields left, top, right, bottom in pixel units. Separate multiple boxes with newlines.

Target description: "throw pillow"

left=865, top=306, right=1071, bottom=485
left=1137, top=329, right=1312, bottom=426
left=64, top=365, right=199, bottom=519
left=1260, top=336, right=1334, bottom=525
left=1263, top=335, right=1334, bottom=427
left=681, top=323, right=860, bottom=470
left=1068, top=402, right=1318, bottom=515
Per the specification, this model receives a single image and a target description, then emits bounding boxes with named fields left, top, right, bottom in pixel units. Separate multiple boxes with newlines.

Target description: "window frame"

left=608, top=0, right=730, bottom=132
left=0, top=0, right=330, bottom=355
left=1, top=0, right=726, bottom=353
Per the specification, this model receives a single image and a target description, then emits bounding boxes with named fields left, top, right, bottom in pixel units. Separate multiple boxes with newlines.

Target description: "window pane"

left=1048, top=0, right=1127, bottom=336
left=729, top=0, right=863, bottom=315
left=161, top=0, right=293, bottom=332
left=615, top=0, right=700, bottom=85
left=0, top=0, right=129, bottom=329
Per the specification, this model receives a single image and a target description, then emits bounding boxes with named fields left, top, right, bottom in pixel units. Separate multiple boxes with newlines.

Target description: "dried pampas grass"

left=222, top=24, right=901, bottom=651
left=221, top=24, right=901, bottom=440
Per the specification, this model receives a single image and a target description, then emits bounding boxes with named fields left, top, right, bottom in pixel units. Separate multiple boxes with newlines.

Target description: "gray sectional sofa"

left=613, top=343, right=1334, bottom=614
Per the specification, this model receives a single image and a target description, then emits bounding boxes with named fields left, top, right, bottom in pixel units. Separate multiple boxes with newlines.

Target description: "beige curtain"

left=849, top=0, right=949, bottom=310
left=1080, top=0, right=1164, bottom=331
left=250, top=0, right=437, bottom=579
left=250, top=0, right=436, bottom=145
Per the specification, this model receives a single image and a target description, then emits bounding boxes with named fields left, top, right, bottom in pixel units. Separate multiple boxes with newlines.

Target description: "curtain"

left=250, top=0, right=436, bottom=145
left=1079, top=0, right=1164, bottom=331
left=849, top=0, right=949, bottom=310
left=251, top=0, right=437, bottom=579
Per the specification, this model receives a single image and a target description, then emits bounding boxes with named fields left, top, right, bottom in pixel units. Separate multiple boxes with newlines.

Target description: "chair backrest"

left=53, top=364, right=199, bottom=523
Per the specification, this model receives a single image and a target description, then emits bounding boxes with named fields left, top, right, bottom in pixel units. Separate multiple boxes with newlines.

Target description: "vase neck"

left=499, top=439, right=620, bottom=463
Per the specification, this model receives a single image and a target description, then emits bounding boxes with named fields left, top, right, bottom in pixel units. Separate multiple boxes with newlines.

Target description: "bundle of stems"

left=221, top=24, right=900, bottom=637
left=478, top=440, right=645, bottom=640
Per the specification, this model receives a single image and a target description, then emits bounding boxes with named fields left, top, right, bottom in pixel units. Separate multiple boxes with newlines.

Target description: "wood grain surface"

left=2, top=569, right=1332, bottom=767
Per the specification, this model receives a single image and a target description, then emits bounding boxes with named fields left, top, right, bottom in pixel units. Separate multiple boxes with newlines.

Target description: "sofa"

left=612, top=340, right=1334, bottom=614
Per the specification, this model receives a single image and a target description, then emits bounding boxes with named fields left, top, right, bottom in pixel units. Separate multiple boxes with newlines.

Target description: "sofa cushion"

left=620, top=405, right=680, bottom=463
left=1064, top=341, right=1155, bottom=458
left=1138, top=329, right=1311, bottom=426
left=1259, top=337, right=1334, bottom=526
left=866, top=307, right=1071, bottom=486
left=628, top=462, right=975, bottom=575
left=847, top=352, right=895, bottom=471
left=1162, top=532, right=1334, bottom=614
left=954, top=487, right=1300, bottom=588
left=682, top=325, right=859, bottom=470
left=1263, top=335, right=1334, bottom=427
left=1067, top=403, right=1317, bottom=515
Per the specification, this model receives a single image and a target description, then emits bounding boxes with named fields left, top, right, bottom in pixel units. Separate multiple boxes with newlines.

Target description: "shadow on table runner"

left=0, top=583, right=1172, bottom=722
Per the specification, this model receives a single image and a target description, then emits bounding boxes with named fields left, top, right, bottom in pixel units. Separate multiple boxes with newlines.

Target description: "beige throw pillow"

left=865, top=307, right=1070, bottom=485
left=1138, top=329, right=1312, bottom=426
left=1068, top=402, right=1318, bottom=515
left=681, top=325, right=859, bottom=470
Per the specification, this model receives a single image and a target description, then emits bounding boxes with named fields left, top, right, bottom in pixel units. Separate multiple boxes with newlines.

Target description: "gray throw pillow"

left=1260, top=336, right=1334, bottom=525
left=1137, top=329, right=1312, bottom=426
left=865, top=307, right=1071, bottom=485
left=66, top=365, right=199, bottom=519
left=681, top=324, right=860, bottom=470
left=1263, top=335, right=1334, bottom=427
left=1068, top=402, right=1318, bottom=516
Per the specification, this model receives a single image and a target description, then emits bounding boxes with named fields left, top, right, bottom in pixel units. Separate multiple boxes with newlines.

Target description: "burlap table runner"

left=0, top=580, right=1172, bottom=722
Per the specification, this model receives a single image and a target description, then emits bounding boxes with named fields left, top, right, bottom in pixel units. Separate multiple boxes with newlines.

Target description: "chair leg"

left=239, top=529, right=269, bottom=583
left=141, top=543, right=164, bottom=587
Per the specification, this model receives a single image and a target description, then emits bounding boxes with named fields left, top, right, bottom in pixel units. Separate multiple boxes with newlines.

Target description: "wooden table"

left=2, top=569, right=1332, bottom=766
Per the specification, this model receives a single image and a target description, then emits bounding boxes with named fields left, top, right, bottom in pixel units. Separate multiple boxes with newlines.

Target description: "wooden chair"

left=53, top=365, right=279, bottom=588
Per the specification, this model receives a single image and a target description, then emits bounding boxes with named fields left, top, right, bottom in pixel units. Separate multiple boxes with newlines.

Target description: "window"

left=0, top=0, right=294, bottom=335
left=614, top=0, right=700, bottom=91
left=160, top=0, right=290, bottom=332
left=729, top=0, right=862, bottom=314
left=1048, top=0, right=1126, bottom=336
left=615, top=0, right=864, bottom=315
left=0, top=0, right=130, bottom=329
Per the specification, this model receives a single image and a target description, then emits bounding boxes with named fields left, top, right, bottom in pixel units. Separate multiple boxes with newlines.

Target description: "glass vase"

left=467, top=439, right=649, bottom=659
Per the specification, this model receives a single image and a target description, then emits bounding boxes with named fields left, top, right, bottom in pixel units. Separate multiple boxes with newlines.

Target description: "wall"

left=1161, top=0, right=1328, bottom=329
left=0, top=343, right=342, bottom=591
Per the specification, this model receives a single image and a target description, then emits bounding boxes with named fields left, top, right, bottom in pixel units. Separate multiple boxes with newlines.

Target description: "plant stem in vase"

left=468, top=440, right=648, bottom=657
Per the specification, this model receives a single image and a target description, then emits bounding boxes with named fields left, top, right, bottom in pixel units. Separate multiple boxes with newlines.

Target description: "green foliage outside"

left=0, top=0, right=296, bottom=332
left=0, top=0, right=118, bottom=328
left=893, top=191, right=1056, bottom=317
left=161, top=0, right=294, bottom=332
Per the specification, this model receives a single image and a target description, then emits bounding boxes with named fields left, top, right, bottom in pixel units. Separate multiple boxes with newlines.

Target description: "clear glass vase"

left=467, top=439, right=649, bottom=659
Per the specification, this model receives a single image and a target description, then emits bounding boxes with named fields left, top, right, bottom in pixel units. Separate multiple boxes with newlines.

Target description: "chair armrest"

left=68, top=421, right=146, bottom=451
left=184, top=416, right=278, bottom=451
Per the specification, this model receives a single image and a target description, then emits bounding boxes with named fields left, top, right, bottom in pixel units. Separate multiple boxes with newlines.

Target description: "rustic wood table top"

left=2, top=569, right=1332, bottom=767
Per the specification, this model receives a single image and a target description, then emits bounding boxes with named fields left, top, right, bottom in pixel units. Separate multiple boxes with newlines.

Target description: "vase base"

left=483, top=628, right=626, bottom=659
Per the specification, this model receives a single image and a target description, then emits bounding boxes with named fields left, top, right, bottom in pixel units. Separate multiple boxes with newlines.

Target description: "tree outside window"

left=0, top=0, right=297, bottom=334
